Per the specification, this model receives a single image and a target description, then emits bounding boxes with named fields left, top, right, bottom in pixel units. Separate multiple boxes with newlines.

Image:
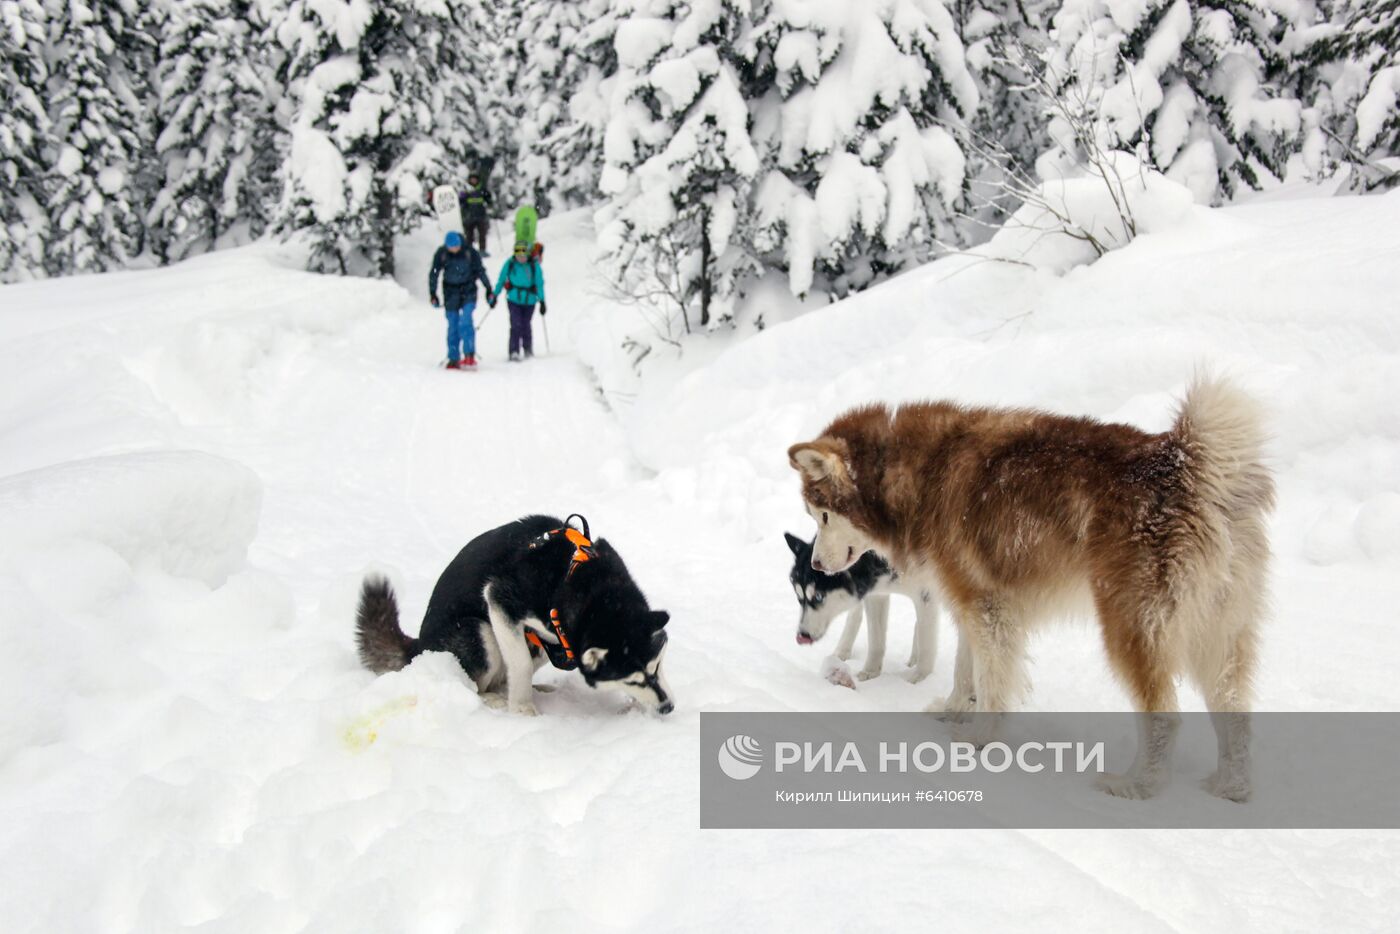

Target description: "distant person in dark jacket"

left=458, top=174, right=493, bottom=256
left=429, top=231, right=495, bottom=369
left=494, top=240, right=547, bottom=362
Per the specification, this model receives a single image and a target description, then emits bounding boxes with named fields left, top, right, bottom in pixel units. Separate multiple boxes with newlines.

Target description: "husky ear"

left=784, top=532, right=806, bottom=556
left=648, top=610, right=670, bottom=632
left=581, top=647, right=608, bottom=670
left=788, top=440, right=850, bottom=484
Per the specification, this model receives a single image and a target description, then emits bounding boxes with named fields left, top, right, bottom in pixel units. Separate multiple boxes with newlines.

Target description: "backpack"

left=508, top=256, right=541, bottom=299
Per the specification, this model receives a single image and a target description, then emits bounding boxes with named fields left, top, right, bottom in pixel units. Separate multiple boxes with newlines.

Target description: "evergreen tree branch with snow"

left=1040, top=0, right=1304, bottom=204
left=1295, top=0, right=1400, bottom=191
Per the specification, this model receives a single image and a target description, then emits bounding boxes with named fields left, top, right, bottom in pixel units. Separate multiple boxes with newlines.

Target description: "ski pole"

left=542, top=314, right=550, bottom=354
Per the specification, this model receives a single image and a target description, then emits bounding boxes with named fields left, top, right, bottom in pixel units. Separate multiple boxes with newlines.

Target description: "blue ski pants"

left=445, top=301, right=477, bottom=361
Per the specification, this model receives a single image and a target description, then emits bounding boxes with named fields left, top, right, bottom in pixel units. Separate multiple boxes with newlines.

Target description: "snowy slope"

left=2, top=199, right=1399, bottom=932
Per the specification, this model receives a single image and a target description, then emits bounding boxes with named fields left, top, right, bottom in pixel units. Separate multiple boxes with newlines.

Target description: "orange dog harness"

left=524, top=515, right=596, bottom=670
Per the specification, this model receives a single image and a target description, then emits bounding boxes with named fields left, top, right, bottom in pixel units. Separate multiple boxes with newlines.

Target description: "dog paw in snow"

left=820, top=655, right=857, bottom=689
left=923, top=694, right=974, bottom=721
left=1096, top=772, right=1162, bottom=800
left=1200, top=770, right=1251, bottom=803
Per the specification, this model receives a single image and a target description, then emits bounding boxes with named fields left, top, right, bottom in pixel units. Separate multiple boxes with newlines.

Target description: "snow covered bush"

left=984, top=151, right=1195, bottom=270
left=273, top=0, right=478, bottom=276
left=1041, top=0, right=1304, bottom=204
left=962, top=38, right=1174, bottom=267
left=954, top=0, right=1057, bottom=235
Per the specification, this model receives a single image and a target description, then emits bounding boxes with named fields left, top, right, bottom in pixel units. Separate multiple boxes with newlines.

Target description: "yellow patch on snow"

left=343, top=695, right=418, bottom=750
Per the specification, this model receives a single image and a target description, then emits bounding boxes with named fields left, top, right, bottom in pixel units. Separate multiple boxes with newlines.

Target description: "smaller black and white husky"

left=784, top=532, right=948, bottom=684
left=356, top=514, right=674, bottom=716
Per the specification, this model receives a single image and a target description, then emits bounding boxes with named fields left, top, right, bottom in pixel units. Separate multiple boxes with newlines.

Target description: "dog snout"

left=810, top=557, right=825, bottom=572
left=645, top=673, right=674, bottom=715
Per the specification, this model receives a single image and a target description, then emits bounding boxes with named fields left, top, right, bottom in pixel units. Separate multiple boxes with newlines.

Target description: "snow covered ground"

left=2, top=198, right=1399, bottom=932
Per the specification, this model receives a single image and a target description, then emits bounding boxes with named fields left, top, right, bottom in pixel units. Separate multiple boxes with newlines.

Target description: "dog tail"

left=355, top=576, right=419, bottom=673
left=1168, top=376, right=1276, bottom=617
left=1172, top=376, right=1276, bottom=523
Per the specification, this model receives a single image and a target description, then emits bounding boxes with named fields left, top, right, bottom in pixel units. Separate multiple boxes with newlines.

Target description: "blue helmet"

left=445, top=231, right=463, bottom=248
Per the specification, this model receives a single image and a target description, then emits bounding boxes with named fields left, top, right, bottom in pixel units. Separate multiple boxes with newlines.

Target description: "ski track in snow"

left=2, top=207, right=1398, bottom=932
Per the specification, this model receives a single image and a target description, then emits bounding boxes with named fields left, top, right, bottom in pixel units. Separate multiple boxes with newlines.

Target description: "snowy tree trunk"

left=699, top=207, right=712, bottom=328
left=375, top=165, right=395, bottom=278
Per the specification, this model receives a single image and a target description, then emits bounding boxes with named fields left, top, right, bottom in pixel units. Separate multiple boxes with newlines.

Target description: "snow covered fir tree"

left=597, top=0, right=764, bottom=330
left=497, top=0, right=619, bottom=215
left=37, top=0, right=154, bottom=275
left=0, top=0, right=1396, bottom=292
left=150, top=0, right=284, bottom=263
left=274, top=0, right=481, bottom=275
left=0, top=0, right=50, bottom=276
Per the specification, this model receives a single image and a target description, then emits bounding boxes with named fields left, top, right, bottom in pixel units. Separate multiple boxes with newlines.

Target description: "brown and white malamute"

left=788, top=377, right=1274, bottom=801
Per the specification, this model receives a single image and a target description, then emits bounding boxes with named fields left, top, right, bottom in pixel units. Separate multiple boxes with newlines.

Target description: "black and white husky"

left=784, top=532, right=948, bottom=684
left=356, top=514, right=674, bottom=716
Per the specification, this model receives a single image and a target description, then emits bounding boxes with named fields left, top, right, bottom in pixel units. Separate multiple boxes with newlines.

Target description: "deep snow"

left=2, top=198, right=1398, bottom=932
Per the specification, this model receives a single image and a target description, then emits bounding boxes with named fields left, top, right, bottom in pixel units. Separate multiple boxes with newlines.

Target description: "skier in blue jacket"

left=494, top=240, right=547, bottom=361
left=429, top=231, right=495, bottom=369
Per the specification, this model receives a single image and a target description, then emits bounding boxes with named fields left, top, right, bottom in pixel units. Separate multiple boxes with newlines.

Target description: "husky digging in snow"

left=356, top=515, right=674, bottom=716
